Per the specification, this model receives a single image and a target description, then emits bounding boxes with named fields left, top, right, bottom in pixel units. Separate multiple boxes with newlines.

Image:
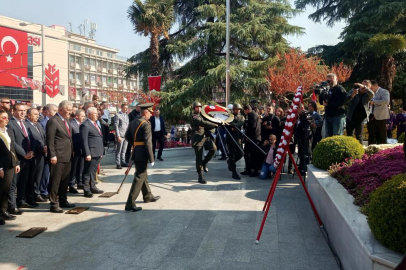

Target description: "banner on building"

left=0, top=26, right=28, bottom=87
left=148, top=75, right=161, bottom=92
left=45, top=64, right=60, bottom=98
left=69, top=87, right=76, bottom=99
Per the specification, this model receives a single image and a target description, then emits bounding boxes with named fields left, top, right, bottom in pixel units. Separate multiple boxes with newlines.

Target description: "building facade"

left=0, top=15, right=137, bottom=109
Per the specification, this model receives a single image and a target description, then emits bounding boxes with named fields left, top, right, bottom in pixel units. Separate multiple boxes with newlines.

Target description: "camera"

left=317, top=81, right=331, bottom=105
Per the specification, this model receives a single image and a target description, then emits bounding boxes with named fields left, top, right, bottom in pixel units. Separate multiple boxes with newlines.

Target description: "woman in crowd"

left=260, top=134, right=277, bottom=179
left=0, top=109, right=20, bottom=225
left=394, top=105, right=406, bottom=139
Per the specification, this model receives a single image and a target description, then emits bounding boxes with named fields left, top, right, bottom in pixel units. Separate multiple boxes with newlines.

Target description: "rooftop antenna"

left=68, top=22, right=73, bottom=32
left=78, top=24, right=84, bottom=35
left=89, top=22, right=97, bottom=39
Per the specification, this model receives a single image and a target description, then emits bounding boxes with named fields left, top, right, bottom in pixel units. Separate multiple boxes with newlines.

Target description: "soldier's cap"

left=138, top=103, right=154, bottom=113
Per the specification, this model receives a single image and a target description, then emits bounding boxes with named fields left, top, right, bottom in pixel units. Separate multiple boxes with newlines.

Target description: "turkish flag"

left=148, top=75, right=161, bottom=91
left=311, top=90, right=317, bottom=102
left=0, top=26, right=28, bottom=87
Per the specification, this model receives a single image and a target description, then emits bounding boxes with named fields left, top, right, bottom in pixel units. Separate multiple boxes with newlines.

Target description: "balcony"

left=84, top=65, right=91, bottom=71
left=97, top=82, right=102, bottom=87
left=118, top=84, right=124, bottom=90
left=75, top=64, right=81, bottom=69
left=69, top=62, right=75, bottom=69
left=108, top=83, right=113, bottom=88
left=108, top=68, right=113, bottom=74
left=97, top=66, right=102, bottom=72
left=69, top=79, right=76, bottom=85
left=85, top=80, right=90, bottom=86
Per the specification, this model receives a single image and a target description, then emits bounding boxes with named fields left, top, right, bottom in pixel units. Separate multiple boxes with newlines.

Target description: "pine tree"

left=128, top=0, right=303, bottom=121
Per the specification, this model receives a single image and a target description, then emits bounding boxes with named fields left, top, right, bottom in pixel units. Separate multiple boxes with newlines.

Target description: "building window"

left=69, top=72, right=74, bottom=80
left=91, top=75, right=96, bottom=82
left=84, top=58, right=90, bottom=65
left=84, top=73, right=90, bottom=81
left=102, top=76, right=106, bottom=83
left=107, top=52, right=113, bottom=58
left=76, top=73, right=81, bottom=80
left=96, top=50, right=103, bottom=56
left=103, top=62, right=107, bottom=68
left=90, top=59, right=96, bottom=67
left=108, top=77, right=112, bottom=83
left=69, top=55, right=75, bottom=64
left=75, top=58, right=80, bottom=64
left=97, top=75, right=101, bottom=82
left=96, top=60, right=102, bottom=68
left=108, top=62, right=113, bottom=69
left=72, top=44, right=81, bottom=51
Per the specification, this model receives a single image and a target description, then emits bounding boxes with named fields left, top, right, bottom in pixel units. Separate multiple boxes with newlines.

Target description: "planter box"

left=306, top=165, right=402, bottom=270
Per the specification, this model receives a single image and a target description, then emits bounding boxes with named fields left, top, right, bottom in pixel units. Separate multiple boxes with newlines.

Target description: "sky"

left=1, top=0, right=346, bottom=59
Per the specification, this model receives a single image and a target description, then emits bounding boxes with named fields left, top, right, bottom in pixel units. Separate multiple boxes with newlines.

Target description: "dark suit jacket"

left=128, top=109, right=141, bottom=123
left=0, top=128, right=18, bottom=169
left=46, top=114, right=73, bottom=163
left=125, top=117, right=154, bottom=163
left=80, top=119, right=104, bottom=158
left=26, top=120, right=46, bottom=154
left=244, top=111, right=261, bottom=141
left=150, top=116, right=167, bottom=136
left=70, top=119, right=83, bottom=155
left=7, top=118, right=31, bottom=160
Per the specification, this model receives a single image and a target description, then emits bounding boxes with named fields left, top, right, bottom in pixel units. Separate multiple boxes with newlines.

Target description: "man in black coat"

left=125, top=103, right=160, bottom=212
left=26, top=108, right=47, bottom=203
left=69, top=109, right=85, bottom=193
left=80, top=107, right=104, bottom=198
left=241, top=104, right=262, bottom=177
left=125, top=105, right=141, bottom=163
left=46, top=101, right=75, bottom=213
left=8, top=103, right=35, bottom=212
left=150, top=108, right=167, bottom=161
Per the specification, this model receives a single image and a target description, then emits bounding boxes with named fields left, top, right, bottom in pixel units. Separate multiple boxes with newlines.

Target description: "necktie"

left=20, top=120, right=30, bottom=151
left=94, top=122, right=102, bottom=136
left=63, top=119, right=71, bottom=136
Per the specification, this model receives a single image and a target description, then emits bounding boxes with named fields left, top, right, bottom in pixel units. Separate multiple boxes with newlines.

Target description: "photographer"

left=346, top=80, right=374, bottom=144
left=319, top=73, right=347, bottom=137
left=308, top=102, right=323, bottom=149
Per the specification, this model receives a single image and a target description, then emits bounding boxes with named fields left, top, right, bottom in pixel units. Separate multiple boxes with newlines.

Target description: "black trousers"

left=102, top=120, right=109, bottom=147
left=49, top=161, right=71, bottom=206
left=152, top=132, right=165, bottom=158
left=243, top=140, right=262, bottom=172
left=126, top=162, right=152, bottom=208
left=125, top=143, right=132, bottom=163
left=367, top=119, right=387, bottom=145
left=70, top=154, right=84, bottom=187
left=9, top=158, right=30, bottom=208
left=227, top=143, right=244, bottom=171
left=193, top=138, right=216, bottom=173
left=346, top=119, right=365, bottom=144
left=82, top=157, right=100, bottom=192
left=31, top=154, right=44, bottom=198
left=1, top=168, right=14, bottom=213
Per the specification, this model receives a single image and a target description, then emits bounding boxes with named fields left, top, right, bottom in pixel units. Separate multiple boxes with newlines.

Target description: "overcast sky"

left=1, top=0, right=346, bottom=59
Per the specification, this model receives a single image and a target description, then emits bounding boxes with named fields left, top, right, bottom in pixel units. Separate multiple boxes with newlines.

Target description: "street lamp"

left=19, top=22, right=46, bottom=105
left=225, top=0, right=230, bottom=106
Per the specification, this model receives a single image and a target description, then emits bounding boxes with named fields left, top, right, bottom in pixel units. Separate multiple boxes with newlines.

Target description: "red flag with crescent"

left=0, top=26, right=28, bottom=87
left=148, top=76, right=161, bottom=92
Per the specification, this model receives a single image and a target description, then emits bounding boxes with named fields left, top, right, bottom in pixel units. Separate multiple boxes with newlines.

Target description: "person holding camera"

left=319, top=73, right=347, bottom=137
left=345, top=80, right=374, bottom=144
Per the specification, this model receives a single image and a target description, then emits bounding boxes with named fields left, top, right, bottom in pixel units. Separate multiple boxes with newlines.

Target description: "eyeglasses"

left=1, top=101, right=10, bottom=104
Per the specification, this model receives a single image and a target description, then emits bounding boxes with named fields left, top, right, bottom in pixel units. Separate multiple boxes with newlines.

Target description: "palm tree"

left=128, top=0, right=174, bottom=76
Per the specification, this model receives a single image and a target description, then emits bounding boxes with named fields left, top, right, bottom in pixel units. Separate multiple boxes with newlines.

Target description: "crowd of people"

left=0, top=94, right=168, bottom=223
left=190, top=73, right=396, bottom=183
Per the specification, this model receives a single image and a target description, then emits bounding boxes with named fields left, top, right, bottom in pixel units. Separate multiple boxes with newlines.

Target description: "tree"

left=297, top=0, right=406, bottom=92
left=127, top=0, right=174, bottom=76
left=154, top=0, right=304, bottom=121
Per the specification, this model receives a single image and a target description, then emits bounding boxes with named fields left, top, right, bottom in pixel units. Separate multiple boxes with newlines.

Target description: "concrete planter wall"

left=306, top=165, right=402, bottom=270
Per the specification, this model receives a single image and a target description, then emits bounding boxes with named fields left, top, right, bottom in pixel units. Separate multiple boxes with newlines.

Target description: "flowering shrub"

left=364, top=143, right=402, bottom=155
left=163, top=141, right=191, bottom=149
left=329, top=145, right=406, bottom=210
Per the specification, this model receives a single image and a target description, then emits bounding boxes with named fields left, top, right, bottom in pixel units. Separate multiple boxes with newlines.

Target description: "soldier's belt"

left=133, top=142, right=145, bottom=146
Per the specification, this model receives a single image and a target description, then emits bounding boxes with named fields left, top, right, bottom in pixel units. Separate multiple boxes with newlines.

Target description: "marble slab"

left=306, top=165, right=402, bottom=270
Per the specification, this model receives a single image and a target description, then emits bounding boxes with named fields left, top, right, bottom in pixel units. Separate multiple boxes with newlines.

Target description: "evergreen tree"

left=128, top=0, right=303, bottom=121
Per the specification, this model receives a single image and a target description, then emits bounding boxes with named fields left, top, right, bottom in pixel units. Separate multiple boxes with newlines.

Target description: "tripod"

left=255, top=147, right=323, bottom=243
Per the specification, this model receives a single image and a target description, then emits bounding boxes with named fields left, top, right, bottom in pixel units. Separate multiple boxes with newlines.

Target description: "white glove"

left=149, top=162, right=155, bottom=167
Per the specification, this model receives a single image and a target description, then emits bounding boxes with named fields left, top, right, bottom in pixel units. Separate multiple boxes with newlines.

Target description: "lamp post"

left=19, top=22, right=46, bottom=106
left=225, top=0, right=230, bottom=106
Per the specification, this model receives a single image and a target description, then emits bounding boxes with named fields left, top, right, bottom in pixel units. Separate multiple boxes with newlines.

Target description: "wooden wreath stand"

left=255, top=88, right=323, bottom=244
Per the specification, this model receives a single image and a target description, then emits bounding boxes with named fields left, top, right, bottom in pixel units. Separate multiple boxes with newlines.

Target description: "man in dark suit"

left=241, top=104, right=262, bottom=177
left=46, top=101, right=75, bottom=213
left=80, top=107, right=104, bottom=198
left=8, top=103, right=35, bottom=213
left=150, top=108, right=167, bottom=161
left=0, top=109, right=20, bottom=224
left=39, top=104, right=57, bottom=199
left=69, top=109, right=85, bottom=193
left=26, top=108, right=47, bottom=203
left=124, top=103, right=160, bottom=212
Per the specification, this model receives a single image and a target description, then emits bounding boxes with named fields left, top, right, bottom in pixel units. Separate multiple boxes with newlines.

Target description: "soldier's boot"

left=202, top=163, right=209, bottom=173
left=232, top=170, right=241, bottom=180
left=198, top=173, right=207, bottom=184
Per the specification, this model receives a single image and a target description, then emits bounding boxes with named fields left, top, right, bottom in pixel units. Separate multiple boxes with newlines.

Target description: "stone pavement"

left=0, top=148, right=340, bottom=270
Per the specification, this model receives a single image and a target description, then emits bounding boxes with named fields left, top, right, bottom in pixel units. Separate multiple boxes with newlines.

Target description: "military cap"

left=233, top=103, right=243, bottom=110
left=138, top=103, right=154, bottom=113
left=193, top=101, right=202, bottom=107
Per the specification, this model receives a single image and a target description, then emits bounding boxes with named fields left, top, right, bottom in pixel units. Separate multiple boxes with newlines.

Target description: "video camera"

left=314, top=81, right=330, bottom=105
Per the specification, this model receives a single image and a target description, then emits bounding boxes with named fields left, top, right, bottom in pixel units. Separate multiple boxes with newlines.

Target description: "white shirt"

left=154, top=116, right=161, bottom=132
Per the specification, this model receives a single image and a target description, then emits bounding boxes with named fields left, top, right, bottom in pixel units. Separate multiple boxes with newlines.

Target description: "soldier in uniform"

left=190, top=102, right=218, bottom=184
left=124, top=103, right=160, bottom=212
left=226, top=104, right=245, bottom=179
